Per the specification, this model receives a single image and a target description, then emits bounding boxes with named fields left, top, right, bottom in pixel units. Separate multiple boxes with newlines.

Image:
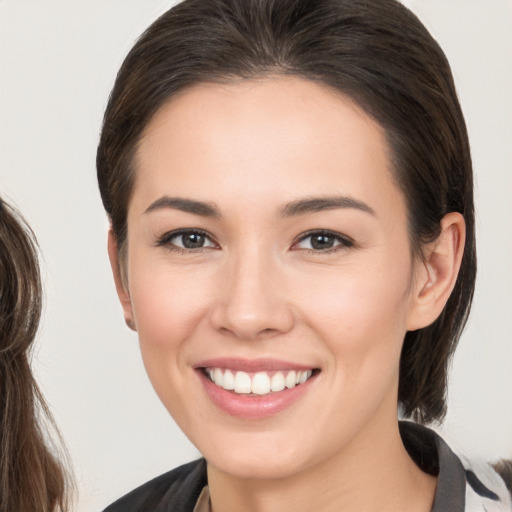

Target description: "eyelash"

left=155, top=229, right=218, bottom=253
left=292, top=230, right=354, bottom=254
left=155, top=229, right=354, bottom=254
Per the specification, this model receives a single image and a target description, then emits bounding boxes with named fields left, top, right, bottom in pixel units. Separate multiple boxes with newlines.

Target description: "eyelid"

left=155, top=228, right=219, bottom=250
left=154, top=228, right=353, bottom=252
left=291, top=229, right=354, bottom=251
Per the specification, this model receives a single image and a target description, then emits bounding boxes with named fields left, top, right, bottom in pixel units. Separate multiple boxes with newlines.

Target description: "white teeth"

left=207, top=368, right=314, bottom=395
left=234, top=371, right=252, bottom=394
left=270, top=372, right=285, bottom=392
left=222, top=370, right=234, bottom=390
left=285, top=371, right=297, bottom=389
left=214, top=368, right=223, bottom=386
left=252, top=372, right=271, bottom=395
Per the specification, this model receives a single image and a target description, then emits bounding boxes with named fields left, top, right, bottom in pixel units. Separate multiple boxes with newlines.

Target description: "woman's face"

left=119, top=77, right=425, bottom=479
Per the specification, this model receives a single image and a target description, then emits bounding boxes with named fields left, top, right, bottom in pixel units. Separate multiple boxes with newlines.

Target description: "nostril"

left=259, top=327, right=279, bottom=336
left=217, top=325, right=282, bottom=341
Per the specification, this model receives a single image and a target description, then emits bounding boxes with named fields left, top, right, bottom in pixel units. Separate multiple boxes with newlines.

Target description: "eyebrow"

left=281, top=196, right=376, bottom=217
left=144, top=196, right=221, bottom=218
left=144, top=194, right=375, bottom=219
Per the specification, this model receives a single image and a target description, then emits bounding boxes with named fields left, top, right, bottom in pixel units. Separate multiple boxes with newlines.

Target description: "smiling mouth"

left=202, top=367, right=318, bottom=396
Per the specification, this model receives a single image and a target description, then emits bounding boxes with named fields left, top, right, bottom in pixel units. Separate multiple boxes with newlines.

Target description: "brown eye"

left=180, top=232, right=206, bottom=249
left=310, top=234, right=336, bottom=250
left=294, top=230, right=353, bottom=252
left=157, top=229, right=217, bottom=251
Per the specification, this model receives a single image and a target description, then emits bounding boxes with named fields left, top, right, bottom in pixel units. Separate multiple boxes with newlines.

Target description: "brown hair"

left=493, top=459, right=512, bottom=498
left=0, top=199, right=70, bottom=511
left=97, top=0, right=476, bottom=423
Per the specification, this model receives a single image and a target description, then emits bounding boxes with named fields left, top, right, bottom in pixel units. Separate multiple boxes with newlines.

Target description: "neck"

left=207, top=417, right=437, bottom=512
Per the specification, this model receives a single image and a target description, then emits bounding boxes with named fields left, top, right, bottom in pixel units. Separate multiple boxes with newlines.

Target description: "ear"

left=107, top=229, right=137, bottom=331
left=406, top=212, right=466, bottom=331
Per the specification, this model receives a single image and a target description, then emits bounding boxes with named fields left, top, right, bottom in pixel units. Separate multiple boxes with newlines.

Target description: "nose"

left=210, top=248, right=295, bottom=341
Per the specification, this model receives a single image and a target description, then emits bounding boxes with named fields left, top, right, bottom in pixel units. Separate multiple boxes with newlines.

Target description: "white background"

left=1, top=1, right=511, bottom=510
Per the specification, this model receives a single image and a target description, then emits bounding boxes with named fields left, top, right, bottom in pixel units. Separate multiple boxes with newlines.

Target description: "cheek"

left=302, top=260, right=411, bottom=334
left=127, top=258, right=215, bottom=358
left=296, top=257, right=413, bottom=378
left=126, top=259, right=219, bottom=423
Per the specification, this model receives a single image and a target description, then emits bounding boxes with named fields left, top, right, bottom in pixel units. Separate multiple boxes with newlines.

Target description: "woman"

left=97, top=0, right=510, bottom=510
left=0, top=198, right=70, bottom=511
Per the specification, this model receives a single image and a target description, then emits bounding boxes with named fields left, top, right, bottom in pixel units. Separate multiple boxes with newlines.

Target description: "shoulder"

left=103, top=459, right=207, bottom=512
left=399, top=421, right=512, bottom=512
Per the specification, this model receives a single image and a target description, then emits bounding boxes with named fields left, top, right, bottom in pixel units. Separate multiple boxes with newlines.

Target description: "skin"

left=109, top=77, right=465, bottom=512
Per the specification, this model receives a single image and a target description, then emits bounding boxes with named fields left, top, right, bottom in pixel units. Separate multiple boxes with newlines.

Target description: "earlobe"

left=107, top=229, right=137, bottom=331
left=406, top=212, right=466, bottom=331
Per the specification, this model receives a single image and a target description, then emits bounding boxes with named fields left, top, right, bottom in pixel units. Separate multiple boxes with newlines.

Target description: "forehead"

left=133, top=77, right=404, bottom=219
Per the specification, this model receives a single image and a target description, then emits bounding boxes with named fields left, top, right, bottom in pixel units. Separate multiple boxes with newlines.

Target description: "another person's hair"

left=97, top=0, right=476, bottom=424
left=493, top=459, right=512, bottom=498
left=0, top=198, right=69, bottom=512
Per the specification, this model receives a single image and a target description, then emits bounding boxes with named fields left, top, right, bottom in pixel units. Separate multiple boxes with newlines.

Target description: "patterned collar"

left=400, top=421, right=508, bottom=511
left=195, top=422, right=509, bottom=512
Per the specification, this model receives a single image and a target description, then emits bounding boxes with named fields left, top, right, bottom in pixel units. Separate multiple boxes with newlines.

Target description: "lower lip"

left=198, top=371, right=316, bottom=420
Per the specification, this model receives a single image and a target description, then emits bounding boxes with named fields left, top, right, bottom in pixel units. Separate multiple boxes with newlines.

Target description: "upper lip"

left=194, top=357, right=317, bottom=372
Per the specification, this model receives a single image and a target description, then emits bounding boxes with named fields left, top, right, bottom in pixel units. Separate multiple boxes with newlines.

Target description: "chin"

left=208, top=455, right=306, bottom=481
left=200, top=434, right=318, bottom=481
